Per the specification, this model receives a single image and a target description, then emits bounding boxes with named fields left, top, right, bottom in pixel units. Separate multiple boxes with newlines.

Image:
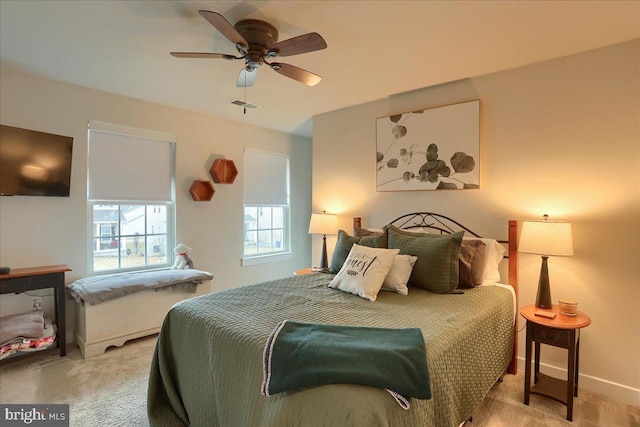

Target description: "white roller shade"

left=88, top=122, right=175, bottom=201
left=243, top=147, right=289, bottom=206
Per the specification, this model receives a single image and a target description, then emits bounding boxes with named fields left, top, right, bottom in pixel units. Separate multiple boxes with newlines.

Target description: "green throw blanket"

left=261, top=321, right=431, bottom=409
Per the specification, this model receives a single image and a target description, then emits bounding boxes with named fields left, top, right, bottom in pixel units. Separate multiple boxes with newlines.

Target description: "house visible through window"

left=244, top=206, right=285, bottom=255
left=243, top=148, right=290, bottom=261
left=87, top=122, right=175, bottom=273
left=91, top=204, right=169, bottom=271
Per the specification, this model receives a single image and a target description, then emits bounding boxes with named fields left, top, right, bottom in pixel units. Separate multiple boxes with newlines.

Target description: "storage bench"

left=68, top=269, right=212, bottom=359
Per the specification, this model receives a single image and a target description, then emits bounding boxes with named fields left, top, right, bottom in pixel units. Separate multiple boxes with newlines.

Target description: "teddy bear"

left=171, top=243, right=194, bottom=270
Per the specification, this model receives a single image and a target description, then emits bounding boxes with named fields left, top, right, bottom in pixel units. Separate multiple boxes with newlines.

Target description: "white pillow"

left=381, top=255, right=417, bottom=295
left=463, top=237, right=506, bottom=284
left=328, top=244, right=400, bottom=301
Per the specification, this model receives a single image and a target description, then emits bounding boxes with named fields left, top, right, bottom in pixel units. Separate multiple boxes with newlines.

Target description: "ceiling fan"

left=171, top=10, right=327, bottom=87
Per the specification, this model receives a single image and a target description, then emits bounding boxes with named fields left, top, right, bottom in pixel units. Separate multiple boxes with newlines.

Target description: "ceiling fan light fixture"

left=237, top=68, right=257, bottom=87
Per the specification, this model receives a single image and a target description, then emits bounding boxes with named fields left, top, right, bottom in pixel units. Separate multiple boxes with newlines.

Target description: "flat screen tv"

left=0, top=125, right=73, bottom=197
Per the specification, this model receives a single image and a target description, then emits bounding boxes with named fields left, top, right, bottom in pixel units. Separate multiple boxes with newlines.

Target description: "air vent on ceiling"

left=228, top=99, right=261, bottom=109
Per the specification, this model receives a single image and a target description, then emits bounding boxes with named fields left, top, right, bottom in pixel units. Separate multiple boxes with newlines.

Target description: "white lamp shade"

left=308, top=213, right=338, bottom=236
left=519, top=219, right=574, bottom=256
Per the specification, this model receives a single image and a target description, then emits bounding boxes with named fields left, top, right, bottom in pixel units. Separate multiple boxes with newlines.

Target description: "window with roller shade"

left=87, top=122, right=175, bottom=273
left=243, top=147, right=291, bottom=263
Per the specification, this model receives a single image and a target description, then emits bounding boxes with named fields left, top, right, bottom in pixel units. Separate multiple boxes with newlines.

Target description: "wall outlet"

left=32, top=296, right=42, bottom=310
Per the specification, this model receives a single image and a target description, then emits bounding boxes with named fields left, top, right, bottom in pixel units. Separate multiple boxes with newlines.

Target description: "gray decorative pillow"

left=458, top=239, right=487, bottom=288
left=353, top=227, right=383, bottom=237
left=387, top=225, right=463, bottom=293
left=329, top=229, right=388, bottom=273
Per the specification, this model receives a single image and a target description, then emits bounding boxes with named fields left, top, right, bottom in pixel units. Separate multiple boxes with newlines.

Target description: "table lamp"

left=519, top=215, right=573, bottom=309
left=308, top=211, right=338, bottom=270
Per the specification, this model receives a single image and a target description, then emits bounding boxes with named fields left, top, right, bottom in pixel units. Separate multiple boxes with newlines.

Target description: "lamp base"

left=535, top=256, right=552, bottom=309
left=319, top=235, right=328, bottom=270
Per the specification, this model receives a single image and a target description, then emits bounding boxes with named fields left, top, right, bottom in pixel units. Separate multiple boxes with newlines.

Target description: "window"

left=91, top=204, right=170, bottom=271
left=243, top=148, right=290, bottom=262
left=244, top=206, right=285, bottom=255
left=87, top=122, right=175, bottom=273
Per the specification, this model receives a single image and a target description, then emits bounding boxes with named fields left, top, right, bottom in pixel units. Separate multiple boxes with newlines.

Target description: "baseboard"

left=517, top=356, right=640, bottom=406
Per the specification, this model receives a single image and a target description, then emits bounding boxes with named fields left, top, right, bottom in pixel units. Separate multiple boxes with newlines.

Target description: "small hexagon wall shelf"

left=189, top=180, right=215, bottom=201
left=210, top=159, right=238, bottom=184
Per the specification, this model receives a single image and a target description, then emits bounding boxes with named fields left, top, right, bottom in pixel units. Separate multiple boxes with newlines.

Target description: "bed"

left=148, top=213, right=519, bottom=427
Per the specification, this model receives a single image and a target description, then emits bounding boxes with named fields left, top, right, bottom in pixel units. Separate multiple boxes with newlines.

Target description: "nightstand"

left=294, top=268, right=329, bottom=276
left=520, top=304, right=591, bottom=421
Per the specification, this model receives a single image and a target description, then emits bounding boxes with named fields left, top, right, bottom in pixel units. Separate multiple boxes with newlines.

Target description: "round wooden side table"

left=520, top=304, right=591, bottom=421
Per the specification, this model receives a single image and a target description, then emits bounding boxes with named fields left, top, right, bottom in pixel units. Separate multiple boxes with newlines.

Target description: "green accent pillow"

left=387, top=225, right=463, bottom=293
left=329, top=229, right=388, bottom=273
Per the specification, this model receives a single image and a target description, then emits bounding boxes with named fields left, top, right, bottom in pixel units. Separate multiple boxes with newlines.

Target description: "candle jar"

left=559, top=300, right=578, bottom=316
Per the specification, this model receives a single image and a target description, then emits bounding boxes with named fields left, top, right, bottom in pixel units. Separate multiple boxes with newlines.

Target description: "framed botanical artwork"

left=376, top=99, right=480, bottom=191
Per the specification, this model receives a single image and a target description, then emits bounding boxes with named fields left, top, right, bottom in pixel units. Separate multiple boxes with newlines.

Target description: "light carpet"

left=1, top=336, right=638, bottom=426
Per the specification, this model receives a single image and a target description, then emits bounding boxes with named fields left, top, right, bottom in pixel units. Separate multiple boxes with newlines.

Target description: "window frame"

left=89, top=202, right=175, bottom=273
left=243, top=205, right=289, bottom=256
left=87, top=122, right=176, bottom=274
left=242, top=148, right=292, bottom=266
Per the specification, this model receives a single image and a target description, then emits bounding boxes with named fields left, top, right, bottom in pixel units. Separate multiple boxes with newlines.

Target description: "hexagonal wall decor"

left=210, top=159, right=238, bottom=184
left=189, top=180, right=215, bottom=201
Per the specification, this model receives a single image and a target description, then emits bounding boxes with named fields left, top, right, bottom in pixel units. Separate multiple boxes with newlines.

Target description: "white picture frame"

left=376, top=99, right=480, bottom=191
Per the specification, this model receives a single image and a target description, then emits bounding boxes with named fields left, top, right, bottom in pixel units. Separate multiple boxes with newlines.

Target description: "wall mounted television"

left=0, top=124, right=73, bottom=197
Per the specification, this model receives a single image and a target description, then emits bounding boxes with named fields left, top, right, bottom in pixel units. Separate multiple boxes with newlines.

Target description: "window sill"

left=241, top=252, right=293, bottom=266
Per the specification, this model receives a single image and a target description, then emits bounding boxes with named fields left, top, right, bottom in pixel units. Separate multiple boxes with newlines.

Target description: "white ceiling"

left=1, top=1, right=639, bottom=138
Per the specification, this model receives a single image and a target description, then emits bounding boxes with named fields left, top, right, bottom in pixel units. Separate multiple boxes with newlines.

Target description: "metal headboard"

left=391, top=212, right=509, bottom=245
left=389, top=212, right=483, bottom=237
left=354, top=212, right=508, bottom=250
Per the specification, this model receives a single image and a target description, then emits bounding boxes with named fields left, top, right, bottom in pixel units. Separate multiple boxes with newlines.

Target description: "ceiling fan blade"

left=270, top=63, right=322, bottom=86
left=170, top=52, right=237, bottom=60
left=199, top=10, right=248, bottom=49
left=268, top=33, right=327, bottom=57
left=236, top=68, right=257, bottom=87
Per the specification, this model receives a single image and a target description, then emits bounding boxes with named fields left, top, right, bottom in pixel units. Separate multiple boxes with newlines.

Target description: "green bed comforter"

left=148, top=273, right=513, bottom=427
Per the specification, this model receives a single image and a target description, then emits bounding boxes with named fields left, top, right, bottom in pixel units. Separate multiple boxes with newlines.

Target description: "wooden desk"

left=521, top=304, right=591, bottom=421
left=0, top=265, right=71, bottom=357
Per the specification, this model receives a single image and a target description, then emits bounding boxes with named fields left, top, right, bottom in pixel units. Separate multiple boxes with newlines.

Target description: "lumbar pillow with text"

left=381, top=254, right=418, bottom=295
left=328, top=244, right=399, bottom=301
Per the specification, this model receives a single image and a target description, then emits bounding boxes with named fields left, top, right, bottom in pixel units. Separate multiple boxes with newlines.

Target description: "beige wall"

left=312, top=40, right=640, bottom=404
left=0, top=70, right=312, bottom=334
